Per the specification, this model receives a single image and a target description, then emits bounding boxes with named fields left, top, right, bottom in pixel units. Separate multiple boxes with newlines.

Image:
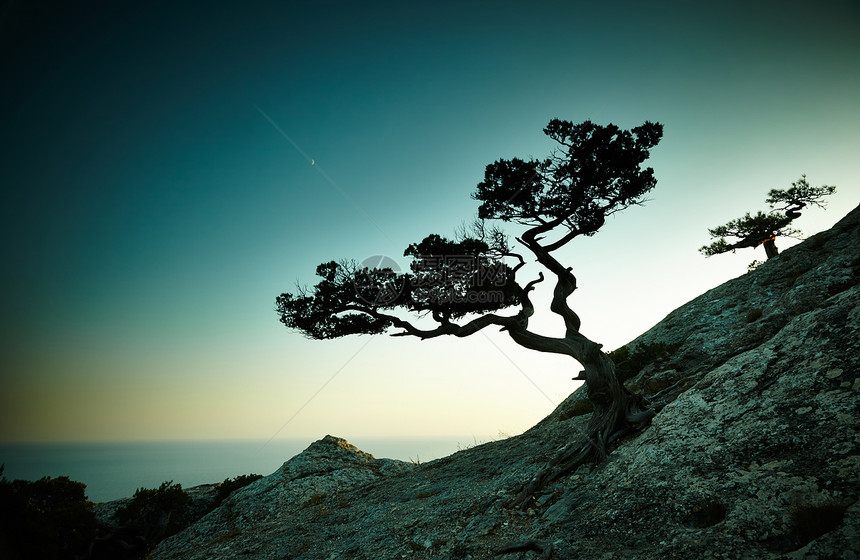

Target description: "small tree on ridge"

left=700, top=175, right=836, bottom=260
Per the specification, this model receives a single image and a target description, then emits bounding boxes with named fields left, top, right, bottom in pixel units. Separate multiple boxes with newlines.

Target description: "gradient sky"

left=1, top=0, right=858, bottom=443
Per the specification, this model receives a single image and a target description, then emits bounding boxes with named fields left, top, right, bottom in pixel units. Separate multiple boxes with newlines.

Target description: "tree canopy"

left=700, top=175, right=836, bottom=260
left=277, top=119, right=663, bottom=344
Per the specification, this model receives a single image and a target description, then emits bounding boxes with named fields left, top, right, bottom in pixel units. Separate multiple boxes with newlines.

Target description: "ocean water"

left=0, top=436, right=483, bottom=503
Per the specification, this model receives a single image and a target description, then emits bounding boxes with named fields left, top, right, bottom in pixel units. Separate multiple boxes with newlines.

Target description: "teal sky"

left=1, top=0, right=858, bottom=442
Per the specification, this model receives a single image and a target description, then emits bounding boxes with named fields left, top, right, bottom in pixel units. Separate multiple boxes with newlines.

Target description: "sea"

left=0, top=436, right=485, bottom=503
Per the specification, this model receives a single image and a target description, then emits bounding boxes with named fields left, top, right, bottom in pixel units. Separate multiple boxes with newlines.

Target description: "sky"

left=1, top=0, right=858, bottom=443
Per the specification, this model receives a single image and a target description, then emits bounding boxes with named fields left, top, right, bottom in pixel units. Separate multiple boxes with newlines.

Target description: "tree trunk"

left=507, top=345, right=654, bottom=509
left=582, top=352, right=654, bottom=455
left=502, top=229, right=658, bottom=508
left=763, top=238, right=779, bottom=259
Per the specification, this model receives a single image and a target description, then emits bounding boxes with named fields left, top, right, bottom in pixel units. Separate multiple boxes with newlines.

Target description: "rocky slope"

left=151, top=204, right=860, bottom=560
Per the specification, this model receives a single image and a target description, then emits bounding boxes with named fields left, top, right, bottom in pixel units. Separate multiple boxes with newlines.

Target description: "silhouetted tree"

left=276, top=119, right=663, bottom=506
left=700, top=175, right=836, bottom=260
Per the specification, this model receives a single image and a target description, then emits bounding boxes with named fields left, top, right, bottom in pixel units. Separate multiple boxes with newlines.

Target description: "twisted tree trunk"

left=763, top=238, right=779, bottom=259
left=506, top=224, right=655, bottom=508
left=507, top=342, right=653, bottom=509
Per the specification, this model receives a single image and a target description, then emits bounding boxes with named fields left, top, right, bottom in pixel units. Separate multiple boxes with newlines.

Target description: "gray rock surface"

left=153, top=204, right=860, bottom=559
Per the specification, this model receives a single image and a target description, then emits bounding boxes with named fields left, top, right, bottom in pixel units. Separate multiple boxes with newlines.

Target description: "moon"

left=311, top=159, right=315, bottom=166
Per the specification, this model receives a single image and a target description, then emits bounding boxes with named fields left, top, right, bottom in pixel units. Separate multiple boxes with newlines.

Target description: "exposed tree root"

left=508, top=354, right=655, bottom=510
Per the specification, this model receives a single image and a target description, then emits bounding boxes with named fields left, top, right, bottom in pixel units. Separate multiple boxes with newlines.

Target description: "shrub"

left=115, top=480, right=191, bottom=545
left=607, top=341, right=681, bottom=382
left=0, top=465, right=96, bottom=560
left=214, top=473, right=262, bottom=505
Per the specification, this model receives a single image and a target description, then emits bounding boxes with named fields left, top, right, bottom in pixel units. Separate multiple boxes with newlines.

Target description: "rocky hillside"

left=151, top=205, right=860, bottom=560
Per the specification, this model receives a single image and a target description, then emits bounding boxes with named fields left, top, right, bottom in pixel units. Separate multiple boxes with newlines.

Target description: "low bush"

left=215, top=473, right=262, bottom=505
left=115, top=480, right=191, bottom=547
left=0, top=465, right=96, bottom=560
left=607, top=341, right=681, bottom=382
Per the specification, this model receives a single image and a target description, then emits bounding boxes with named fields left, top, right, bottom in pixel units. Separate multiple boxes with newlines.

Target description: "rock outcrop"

left=152, top=204, right=860, bottom=559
